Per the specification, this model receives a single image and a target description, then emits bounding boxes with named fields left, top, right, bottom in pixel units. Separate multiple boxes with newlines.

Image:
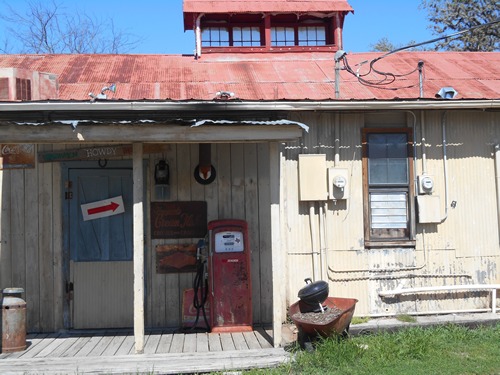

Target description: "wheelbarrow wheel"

left=341, top=324, right=351, bottom=339
left=297, top=328, right=314, bottom=352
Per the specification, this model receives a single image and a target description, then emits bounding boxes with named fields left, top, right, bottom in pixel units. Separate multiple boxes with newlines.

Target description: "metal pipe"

left=0, top=100, right=499, bottom=112
left=440, top=111, right=449, bottom=223
left=494, top=144, right=500, bottom=244
left=194, top=13, right=204, bottom=59
left=309, top=202, right=320, bottom=281
left=379, top=284, right=500, bottom=314
left=421, top=111, right=427, bottom=174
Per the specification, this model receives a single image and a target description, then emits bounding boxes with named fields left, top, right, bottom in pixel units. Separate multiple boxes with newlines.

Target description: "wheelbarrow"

left=289, top=296, right=358, bottom=349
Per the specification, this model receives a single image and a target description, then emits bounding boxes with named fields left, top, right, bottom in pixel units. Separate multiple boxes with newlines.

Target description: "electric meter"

left=333, top=175, right=347, bottom=189
left=418, top=175, right=434, bottom=194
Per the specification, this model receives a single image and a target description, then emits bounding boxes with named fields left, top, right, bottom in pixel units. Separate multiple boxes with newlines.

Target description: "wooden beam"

left=133, top=143, right=145, bottom=354
left=269, top=142, right=282, bottom=348
left=0, top=124, right=303, bottom=143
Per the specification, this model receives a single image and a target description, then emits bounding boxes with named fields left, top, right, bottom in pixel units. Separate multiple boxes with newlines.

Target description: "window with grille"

left=298, top=26, right=326, bottom=46
left=202, top=27, right=230, bottom=47
left=271, top=27, right=295, bottom=46
left=233, top=27, right=261, bottom=46
left=362, top=128, right=415, bottom=246
left=16, top=78, right=31, bottom=100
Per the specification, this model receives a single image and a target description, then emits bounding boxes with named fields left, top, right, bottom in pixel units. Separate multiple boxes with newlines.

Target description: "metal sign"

left=0, top=144, right=35, bottom=169
left=81, top=196, right=125, bottom=221
left=151, top=201, right=207, bottom=239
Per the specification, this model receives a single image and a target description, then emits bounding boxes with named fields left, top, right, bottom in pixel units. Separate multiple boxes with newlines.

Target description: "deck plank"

left=255, top=328, right=273, bottom=348
left=232, top=332, right=249, bottom=350
left=156, top=332, right=174, bottom=354
left=220, top=333, right=236, bottom=351
left=88, top=335, right=114, bottom=357
left=143, top=333, right=161, bottom=354
left=182, top=333, right=197, bottom=353
left=61, top=336, right=92, bottom=357
left=243, top=331, right=262, bottom=349
left=17, top=333, right=60, bottom=359
left=2, top=333, right=49, bottom=359
left=34, top=335, right=68, bottom=357
left=114, top=335, right=135, bottom=356
left=101, top=335, right=127, bottom=356
left=196, top=333, right=209, bottom=352
left=208, top=333, right=222, bottom=351
left=48, top=336, right=80, bottom=357
left=169, top=334, right=185, bottom=353
left=73, top=335, right=106, bottom=357
left=0, top=348, right=291, bottom=374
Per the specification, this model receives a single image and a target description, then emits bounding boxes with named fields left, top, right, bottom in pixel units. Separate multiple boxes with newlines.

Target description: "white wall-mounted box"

left=417, top=195, right=441, bottom=223
left=298, top=154, right=327, bottom=201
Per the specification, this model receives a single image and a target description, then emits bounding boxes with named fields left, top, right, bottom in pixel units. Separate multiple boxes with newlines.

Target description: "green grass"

left=245, top=323, right=500, bottom=375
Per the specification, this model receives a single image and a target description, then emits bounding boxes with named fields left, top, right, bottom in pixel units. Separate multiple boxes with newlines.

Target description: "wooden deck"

left=0, top=327, right=294, bottom=374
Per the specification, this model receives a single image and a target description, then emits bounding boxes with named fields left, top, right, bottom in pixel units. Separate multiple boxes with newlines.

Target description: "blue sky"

left=0, top=0, right=434, bottom=54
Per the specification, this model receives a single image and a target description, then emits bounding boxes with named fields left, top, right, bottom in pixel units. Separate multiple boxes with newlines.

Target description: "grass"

left=244, top=323, right=500, bottom=375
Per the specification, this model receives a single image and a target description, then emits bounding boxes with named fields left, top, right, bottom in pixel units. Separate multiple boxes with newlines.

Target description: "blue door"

left=68, top=164, right=134, bottom=329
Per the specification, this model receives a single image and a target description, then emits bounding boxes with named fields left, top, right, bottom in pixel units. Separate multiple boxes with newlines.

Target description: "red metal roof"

left=183, top=0, right=354, bottom=14
left=0, top=51, right=498, bottom=101
left=183, top=0, right=354, bottom=29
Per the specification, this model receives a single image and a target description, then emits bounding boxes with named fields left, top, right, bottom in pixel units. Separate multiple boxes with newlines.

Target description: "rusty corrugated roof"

left=0, top=51, right=498, bottom=101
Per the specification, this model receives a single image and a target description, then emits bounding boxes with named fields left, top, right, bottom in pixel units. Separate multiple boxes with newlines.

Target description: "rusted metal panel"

left=1, top=52, right=499, bottom=101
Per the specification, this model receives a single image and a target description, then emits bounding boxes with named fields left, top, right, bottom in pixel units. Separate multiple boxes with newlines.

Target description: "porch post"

left=270, top=142, right=283, bottom=347
left=133, top=143, right=145, bottom=354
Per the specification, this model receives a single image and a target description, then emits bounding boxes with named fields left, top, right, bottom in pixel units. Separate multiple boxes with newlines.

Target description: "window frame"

left=362, top=128, right=416, bottom=248
left=201, top=24, right=264, bottom=47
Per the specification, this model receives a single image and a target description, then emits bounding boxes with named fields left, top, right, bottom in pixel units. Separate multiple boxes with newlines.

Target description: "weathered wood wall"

left=0, top=142, right=273, bottom=332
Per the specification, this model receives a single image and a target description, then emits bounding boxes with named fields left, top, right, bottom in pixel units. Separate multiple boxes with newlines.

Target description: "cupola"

left=183, top=0, right=353, bottom=58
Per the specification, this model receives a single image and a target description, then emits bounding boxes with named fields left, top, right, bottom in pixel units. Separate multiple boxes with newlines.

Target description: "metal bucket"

left=1, top=288, right=27, bottom=353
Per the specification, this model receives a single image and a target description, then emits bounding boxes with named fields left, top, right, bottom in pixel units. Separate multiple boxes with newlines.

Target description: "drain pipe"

left=309, top=202, right=320, bottom=281
left=494, top=144, right=500, bottom=243
left=194, top=13, right=204, bottom=59
left=440, top=111, right=450, bottom=223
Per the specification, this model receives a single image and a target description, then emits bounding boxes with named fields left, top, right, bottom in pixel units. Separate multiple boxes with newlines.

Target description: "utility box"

left=328, top=167, right=349, bottom=200
left=417, top=195, right=441, bottom=223
left=298, top=154, right=327, bottom=201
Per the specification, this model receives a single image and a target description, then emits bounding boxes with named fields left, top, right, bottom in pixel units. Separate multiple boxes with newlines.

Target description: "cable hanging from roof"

left=339, top=19, right=500, bottom=91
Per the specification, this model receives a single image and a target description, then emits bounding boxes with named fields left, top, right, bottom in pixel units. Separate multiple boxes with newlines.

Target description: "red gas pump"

left=208, top=219, right=252, bottom=333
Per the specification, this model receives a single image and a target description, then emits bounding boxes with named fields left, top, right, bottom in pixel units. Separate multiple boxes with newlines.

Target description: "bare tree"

left=421, top=0, right=499, bottom=51
left=0, top=0, right=141, bottom=53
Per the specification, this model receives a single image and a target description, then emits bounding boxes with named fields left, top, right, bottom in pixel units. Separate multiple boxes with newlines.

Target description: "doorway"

left=64, top=161, right=134, bottom=329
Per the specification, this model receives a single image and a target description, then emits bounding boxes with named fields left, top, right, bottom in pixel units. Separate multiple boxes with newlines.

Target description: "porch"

left=0, top=326, right=295, bottom=374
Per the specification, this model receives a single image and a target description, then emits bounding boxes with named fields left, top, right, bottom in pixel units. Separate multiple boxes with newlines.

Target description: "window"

left=16, top=78, right=31, bottom=101
left=271, top=27, right=295, bottom=46
left=298, top=26, right=326, bottom=46
left=233, top=27, right=261, bottom=46
left=362, top=128, right=415, bottom=246
left=202, top=26, right=261, bottom=47
left=272, top=25, right=327, bottom=47
left=202, top=27, right=230, bottom=47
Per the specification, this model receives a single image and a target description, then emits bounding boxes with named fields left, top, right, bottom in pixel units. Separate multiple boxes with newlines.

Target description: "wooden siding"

left=0, top=142, right=273, bottom=332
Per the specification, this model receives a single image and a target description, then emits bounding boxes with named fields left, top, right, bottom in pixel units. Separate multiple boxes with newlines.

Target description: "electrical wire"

left=341, top=19, right=500, bottom=90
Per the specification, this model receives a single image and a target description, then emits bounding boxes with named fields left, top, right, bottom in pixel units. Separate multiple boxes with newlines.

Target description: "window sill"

left=364, top=240, right=416, bottom=249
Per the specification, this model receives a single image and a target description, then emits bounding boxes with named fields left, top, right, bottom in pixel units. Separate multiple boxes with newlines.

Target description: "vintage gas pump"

left=208, top=219, right=252, bottom=332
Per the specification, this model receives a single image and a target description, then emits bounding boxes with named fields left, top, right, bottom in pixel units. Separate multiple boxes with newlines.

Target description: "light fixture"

left=155, top=159, right=170, bottom=186
left=435, top=87, right=458, bottom=99
left=88, top=83, right=117, bottom=101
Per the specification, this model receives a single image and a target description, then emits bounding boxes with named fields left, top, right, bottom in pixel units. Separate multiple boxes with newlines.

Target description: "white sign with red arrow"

left=81, top=196, right=125, bottom=221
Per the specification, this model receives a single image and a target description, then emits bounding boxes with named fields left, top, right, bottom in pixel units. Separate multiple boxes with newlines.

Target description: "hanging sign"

left=151, top=201, right=207, bottom=239
left=0, top=144, right=35, bottom=169
left=81, top=196, right=125, bottom=221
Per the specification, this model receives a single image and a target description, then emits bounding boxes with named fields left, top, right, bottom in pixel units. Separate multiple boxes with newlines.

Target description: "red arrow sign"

left=81, top=196, right=125, bottom=221
left=87, top=201, right=120, bottom=215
